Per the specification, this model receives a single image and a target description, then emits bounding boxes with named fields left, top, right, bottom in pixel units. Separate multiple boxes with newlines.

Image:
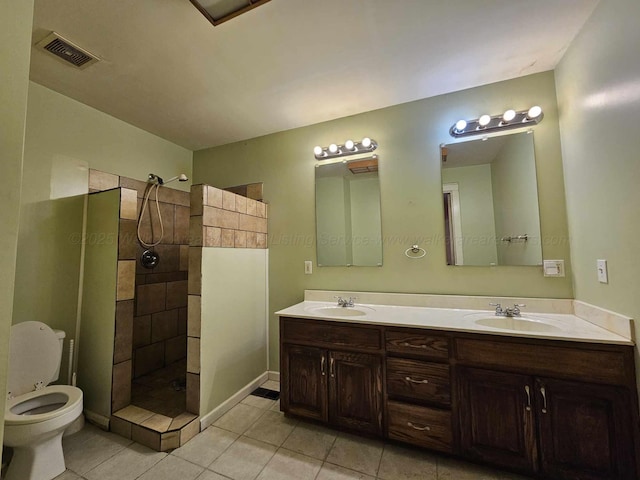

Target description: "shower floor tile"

left=131, top=359, right=187, bottom=417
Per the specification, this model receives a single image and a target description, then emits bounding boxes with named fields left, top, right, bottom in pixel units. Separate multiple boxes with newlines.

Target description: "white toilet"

left=3, top=321, right=83, bottom=480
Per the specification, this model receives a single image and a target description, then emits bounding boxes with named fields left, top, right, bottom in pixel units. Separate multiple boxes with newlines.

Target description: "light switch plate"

left=543, top=259, right=565, bottom=277
left=304, top=260, right=313, bottom=275
left=597, top=259, right=608, bottom=283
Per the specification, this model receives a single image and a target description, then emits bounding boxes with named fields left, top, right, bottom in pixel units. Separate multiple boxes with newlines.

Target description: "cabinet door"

left=328, top=351, right=383, bottom=435
left=457, top=367, right=537, bottom=474
left=281, top=344, right=327, bottom=422
left=536, top=378, right=637, bottom=480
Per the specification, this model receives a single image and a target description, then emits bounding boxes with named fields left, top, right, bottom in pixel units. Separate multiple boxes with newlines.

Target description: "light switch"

left=543, top=259, right=565, bottom=277
left=304, top=260, right=313, bottom=275
left=597, top=259, right=608, bottom=283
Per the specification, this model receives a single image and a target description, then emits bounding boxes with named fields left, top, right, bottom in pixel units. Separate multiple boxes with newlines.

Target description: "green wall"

left=12, top=82, right=193, bottom=384
left=555, top=0, right=640, bottom=382
left=0, top=0, right=35, bottom=447
left=193, top=71, right=573, bottom=370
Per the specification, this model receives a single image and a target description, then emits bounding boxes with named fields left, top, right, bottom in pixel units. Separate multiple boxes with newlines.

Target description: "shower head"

left=164, top=173, right=189, bottom=184
left=148, top=173, right=164, bottom=184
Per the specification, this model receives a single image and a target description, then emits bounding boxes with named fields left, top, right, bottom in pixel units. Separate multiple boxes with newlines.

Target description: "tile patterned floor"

left=131, top=359, right=187, bottom=418
left=55, top=380, right=532, bottom=480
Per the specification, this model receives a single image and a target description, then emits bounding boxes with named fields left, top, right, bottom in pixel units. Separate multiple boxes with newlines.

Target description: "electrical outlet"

left=597, top=259, right=608, bottom=283
left=304, top=260, right=313, bottom=275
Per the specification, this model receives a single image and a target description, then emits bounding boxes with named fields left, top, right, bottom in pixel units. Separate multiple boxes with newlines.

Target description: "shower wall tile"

left=158, top=187, right=190, bottom=207
left=187, top=337, right=200, bottom=374
left=246, top=198, right=258, bottom=216
left=187, top=295, right=201, bottom=338
left=133, top=315, right=151, bottom=348
left=175, top=206, right=190, bottom=244
left=189, top=216, right=203, bottom=247
left=152, top=244, right=180, bottom=273
left=206, top=186, right=223, bottom=208
left=247, top=232, right=258, bottom=249
left=178, top=307, right=187, bottom=335
left=137, top=200, right=175, bottom=247
left=117, top=261, right=136, bottom=301
left=235, top=194, right=247, bottom=214
left=151, top=310, right=178, bottom=343
left=119, top=176, right=148, bottom=198
left=234, top=230, right=247, bottom=248
left=114, top=300, right=134, bottom=364
left=112, top=360, right=132, bottom=412
left=144, top=271, right=187, bottom=284
left=165, top=335, right=187, bottom=364
left=256, top=217, right=268, bottom=233
left=179, top=245, right=189, bottom=271
left=190, top=185, right=205, bottom=217
left=188, top=248, right=202, bottom=295
left=257, top=233, right=267, bottom=249
left=246, top=183, right=263, bottom=201
left=222, top=190, right=236, bottom=211
left=118, top=220, right=138, bottom=260
left=166, top=280, right=188, bottom=309
left=89, top=169, right=119, bottom=191
left=131, top=425, right=161, bottom=451
left=134, top=342, right=164, bottom=377
left=136, top=283, right=167, bottom=316
left=221, top=228, right=235, bottom=248
left=186, top=373, right=200, bottom=415
left=120, top=188, right=138, bottom=220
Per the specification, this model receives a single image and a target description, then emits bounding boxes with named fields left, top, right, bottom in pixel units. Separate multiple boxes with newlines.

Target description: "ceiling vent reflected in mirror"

left=189, top=0, right=271, bottom=26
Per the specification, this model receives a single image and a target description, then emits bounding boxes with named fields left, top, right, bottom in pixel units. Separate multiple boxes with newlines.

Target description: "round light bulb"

left=361, top=137, right=372, bottom=148
left=313, top=146, right=323, bottom=156
left=344, top=139, right=355, bottom=150
left=479, top=114, right=491, bottom=127
left=455, top=120, right=467, bottom=132
left=329, top=143, right=338, bottom=154
left=502, top=109, right=516, bottom=122
left=527, top=105, right=542, bottom=119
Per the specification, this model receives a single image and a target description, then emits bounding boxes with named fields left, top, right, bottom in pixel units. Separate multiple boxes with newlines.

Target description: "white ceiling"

left=30, top=0, right=599, bottom=151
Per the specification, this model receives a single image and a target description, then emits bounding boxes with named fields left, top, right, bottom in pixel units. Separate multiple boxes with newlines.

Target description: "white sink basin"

left=304, top=305, right=375, bottom=317
left=465, top=312, right=563, bottom=333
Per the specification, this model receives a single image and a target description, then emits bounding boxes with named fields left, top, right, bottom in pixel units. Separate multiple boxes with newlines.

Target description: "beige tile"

left=204, top=226, right=222, bottom=247
left=213, top=403, right=266, bottom=434
left=222, top=190, right=236, bottom=211
left=243, top=410, right=297, bottom=446
left=133, top=315, right=151, bottom=348
left=160, top=431, right=181, bottom=451
left=54, top=470, right=82, bottom=480
left=239, top=213, right=258, bottom=232
left=325, top=433, right=383, bottom=477
left=180, top=417, right=200, bottom=445
left=114, top=300, right=134, bottom=364
left=246, top=231, right=258, bottom=248
left=120, top=188, right=138, bottom=220
left=209, top=436, right=277, bottom=480
left=117, top=261, right=136, bottom=301
left=62, top=424, right=133, bottom=475
left=188, top=247, right=202, bottom=295
left=165, top=334, right=186, bottom=364
left=172, top=425, right=237, bottom=467
left=190, top=216, right=204, bottom=246
left=246, top=198, right=258, bottom=217
left=136, top=283, right=166, bottom=316
left=158, top=187, right=190, bottom=207
left=167, top=280, right=188, bottom=309
left=203, top=206, right=239, bottom=229
left=151, top=309, right=178, bottom=342
left=206, top=186, right=223, bottom=208
left=178, top=306, right=188, bottom=334
left=175, top=205, right=190, bottom=244
left=257, top=233, right=267, bottom=249
left=120, top=176, right=150, bottom=198
left=112, top=360, right=132, bottom=412
left=246, top=183, right=263, bottom=201
left=234, top=230, right=247, bottom=248
left=119, top=219, right=138, bottom=260
left=134, top=342, right=164, bottom=377
left=194, top=471, right=230, bottom=480
left=256, top=217, right=268, bottom=234
left=84, top=441, right=166, bottom=480
left=256, top=201, right=267, bottom=218
left=169, top=412, right=198, bottom=431
left=138, top=454, right=204, bottom=480
left=149, top=244, right=180, bottom=273
left=89, top=169, right=119, bottom=191
left=141, top=413, right=173, bottom=433
left=138, top=201, right=175, bottom=246
left=113, top=405, right=155, bottom=424
left=256, top=449, right=322, bottom=480
left=261, top=380, right=280, bottom=392
left=282, top=422, right=337, bottom=461
left=316, top=463, right=376, bottom=480
left=188, top=295, right=202, bottom=337
left=190, top=185, right=205, bottom=217
left=221, top=228, right=235, bottom=247
left=187, top=337, right=200, bottom=374
left=377, top=444, right=437, bottom=480
left=241, top=394, right=275, bottom=410
left=110, top=416, right=132, bottom=440
left=270, top=399, right=281, bottom=412
left=235, top=194, right=247, bottom=214
left=186, top=373, right=200, bottom=414
left=132, top=424, right=161, bottom=451
left=437, top=457, right=502, bottom=480
left=180, top=245, right=190, bottom=271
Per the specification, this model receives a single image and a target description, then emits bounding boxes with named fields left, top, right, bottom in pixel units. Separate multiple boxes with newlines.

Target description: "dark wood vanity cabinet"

left=280, top=316, right=640, bottom=480
left=280, top=318, right=383, bottom=435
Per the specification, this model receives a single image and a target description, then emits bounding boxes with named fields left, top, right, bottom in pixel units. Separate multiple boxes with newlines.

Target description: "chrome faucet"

left=490, top=303, right=526, bottom=317
left=335, top=296, right=356, bottom=307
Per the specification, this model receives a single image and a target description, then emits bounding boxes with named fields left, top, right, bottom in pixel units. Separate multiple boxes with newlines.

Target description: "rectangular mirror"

left=441, top=132, right=542, bottom=266
left=315, top=157, right=382, bottom=266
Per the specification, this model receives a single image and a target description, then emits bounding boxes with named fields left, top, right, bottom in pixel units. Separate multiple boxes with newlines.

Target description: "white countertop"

left=276, top=301, right=633, bottom=345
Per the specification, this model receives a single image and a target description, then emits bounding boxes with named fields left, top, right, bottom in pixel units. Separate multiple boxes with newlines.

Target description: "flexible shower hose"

left=137, top=182, right=165, bottom=247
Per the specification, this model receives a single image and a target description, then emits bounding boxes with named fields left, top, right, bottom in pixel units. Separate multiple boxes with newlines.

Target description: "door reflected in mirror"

left=441, top=132, right=542, bottom=266
left=315, top=157, right=382, bottom=266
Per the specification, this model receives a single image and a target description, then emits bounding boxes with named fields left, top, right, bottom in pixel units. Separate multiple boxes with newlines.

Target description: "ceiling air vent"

left=35, top=32, right=99, bottom=69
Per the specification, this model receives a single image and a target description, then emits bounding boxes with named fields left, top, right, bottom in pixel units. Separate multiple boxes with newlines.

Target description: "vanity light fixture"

left=450, top=106, right=544, bottom=138
left=313, top=137, right=378, bottom=160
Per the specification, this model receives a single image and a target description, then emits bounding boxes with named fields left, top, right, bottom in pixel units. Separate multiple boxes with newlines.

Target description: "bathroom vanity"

left=277, top=295, right=639, bottom=480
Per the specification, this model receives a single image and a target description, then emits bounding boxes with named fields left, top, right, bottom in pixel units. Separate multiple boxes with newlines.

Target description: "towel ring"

left=405, top=245, right=426, bottom=259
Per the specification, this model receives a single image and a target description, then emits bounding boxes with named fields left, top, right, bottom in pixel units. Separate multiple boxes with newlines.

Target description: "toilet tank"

left=52, top=329, right=66, bottom=383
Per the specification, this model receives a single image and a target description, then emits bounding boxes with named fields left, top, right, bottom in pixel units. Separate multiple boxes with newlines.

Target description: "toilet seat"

left=5, top=385, right=83, bottom=426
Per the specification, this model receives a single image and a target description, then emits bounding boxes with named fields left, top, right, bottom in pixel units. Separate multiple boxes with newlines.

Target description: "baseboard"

left=84, top=409, right=110, bottom=431
left=200, top=372, right=269, bottom=430
left=267, top=371, right=280, bottom=382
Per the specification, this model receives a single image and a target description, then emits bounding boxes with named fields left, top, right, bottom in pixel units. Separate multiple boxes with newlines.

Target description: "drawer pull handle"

left=407, top=421, right=431, bottom=431
left=330, top=357, right=335, bottom=378
left=321, top=356, right=326, bottom=376
left=540, top=386, right=548, bottom=414
left=524, top=385, right=531, bottom=412
left=401, top=342, right=427, bottom=349
left=405, top=376, right=429, bottom=384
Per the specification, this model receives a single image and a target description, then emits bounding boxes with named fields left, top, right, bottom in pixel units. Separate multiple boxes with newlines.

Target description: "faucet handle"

left=514, top=304, right=526, bottom=308
left=489, top=303, right=504, bottom=314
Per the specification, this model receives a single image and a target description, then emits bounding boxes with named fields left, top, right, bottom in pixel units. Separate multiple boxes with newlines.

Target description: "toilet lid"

left=8, top=322, right=61, bottom=397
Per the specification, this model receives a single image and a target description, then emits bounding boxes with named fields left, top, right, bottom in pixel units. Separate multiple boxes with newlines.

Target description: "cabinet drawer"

left=387, top=358, right=450, bottom=405
left=387, top=401, right=452, bottom=453
left=386, top=330, right=449, bottom=359
left=282, top=318, right=382, bottom=350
